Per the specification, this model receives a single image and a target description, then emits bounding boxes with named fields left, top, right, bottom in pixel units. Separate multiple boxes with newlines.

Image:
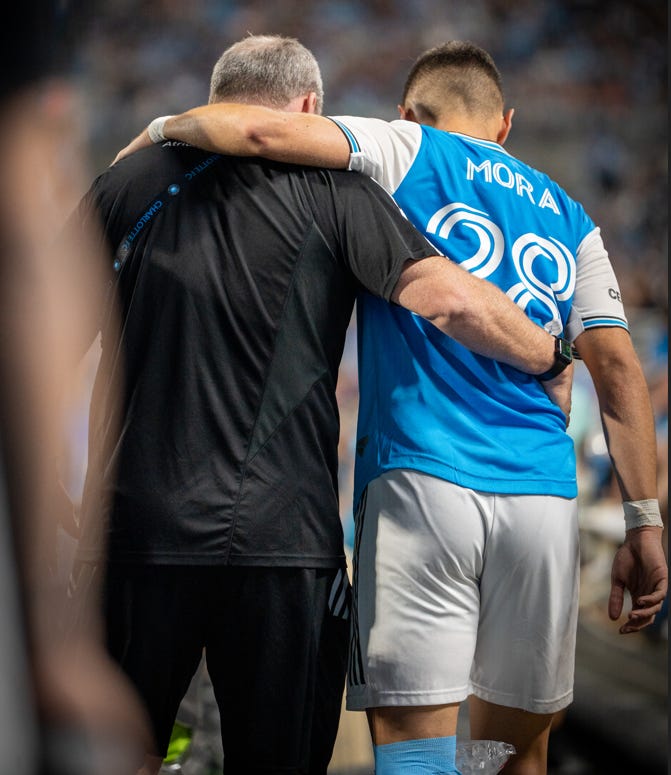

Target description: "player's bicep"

left=390, top=257, right=455, bottom=318
left=573, top=326, right=635, bottom=376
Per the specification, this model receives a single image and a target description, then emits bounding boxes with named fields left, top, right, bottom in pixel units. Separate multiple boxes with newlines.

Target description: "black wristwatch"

left=538, top=336, right=573, bottom=381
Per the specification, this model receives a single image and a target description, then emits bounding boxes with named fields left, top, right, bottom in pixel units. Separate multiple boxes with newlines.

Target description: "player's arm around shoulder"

left=114, top=104, right=351, bottom=168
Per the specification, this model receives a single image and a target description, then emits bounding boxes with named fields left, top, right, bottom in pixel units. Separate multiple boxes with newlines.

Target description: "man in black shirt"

left=72, top=35, right=569, bottom=775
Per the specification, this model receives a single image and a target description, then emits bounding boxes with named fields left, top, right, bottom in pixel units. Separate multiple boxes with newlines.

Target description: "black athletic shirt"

left=76, top=143, right=434, bottom=568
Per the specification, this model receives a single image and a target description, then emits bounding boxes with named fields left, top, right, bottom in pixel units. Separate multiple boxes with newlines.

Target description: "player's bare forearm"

left=392, top=257, right=567, bottom=411
left=576, top=327, right=667, bottom=632
left=114, top=104, right=351, bottom=168
left=576, top=327, right=658, bottom=502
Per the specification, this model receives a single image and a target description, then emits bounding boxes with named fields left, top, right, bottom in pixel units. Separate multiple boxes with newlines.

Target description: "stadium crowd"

left=65, top=0, right=667, bottom=534
left=48, top=1, right=666, bottom=772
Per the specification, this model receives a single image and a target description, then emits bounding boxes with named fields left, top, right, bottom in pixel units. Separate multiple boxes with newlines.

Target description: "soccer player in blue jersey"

left=118, top=41, right=667, bottom=775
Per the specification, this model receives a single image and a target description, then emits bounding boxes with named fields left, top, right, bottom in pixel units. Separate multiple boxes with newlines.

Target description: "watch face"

left=558, top=338, right=573, bottom=363
left=539, top=337, right=574, bottom=380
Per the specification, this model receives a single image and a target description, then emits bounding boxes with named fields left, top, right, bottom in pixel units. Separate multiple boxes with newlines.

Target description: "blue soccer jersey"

left=330, top=117, right=628, bottom=504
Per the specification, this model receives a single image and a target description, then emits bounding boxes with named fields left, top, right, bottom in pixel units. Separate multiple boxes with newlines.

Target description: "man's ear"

left=302, top=92, right=318, bottom=114
left=285, top=92, right=319, bottom=114
left=398, top=104, right=418, bottom=123
left=497, top=107, right=514, bottom=145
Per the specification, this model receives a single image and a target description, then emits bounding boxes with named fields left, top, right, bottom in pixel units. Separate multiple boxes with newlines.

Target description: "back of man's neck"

left=432, top=118, right=493, bottom=142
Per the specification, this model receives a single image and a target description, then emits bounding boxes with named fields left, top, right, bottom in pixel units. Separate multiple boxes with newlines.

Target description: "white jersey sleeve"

left=328, top=116, right=423, bottom=195
left=565, top=227, right=628, bottom=342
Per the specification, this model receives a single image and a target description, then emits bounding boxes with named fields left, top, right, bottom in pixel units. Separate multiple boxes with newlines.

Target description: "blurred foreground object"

left=0, top=3, right=151, bottom=771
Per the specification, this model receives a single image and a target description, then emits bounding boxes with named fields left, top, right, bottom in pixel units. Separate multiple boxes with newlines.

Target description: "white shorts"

left=346, top=469, right=579, bottom=715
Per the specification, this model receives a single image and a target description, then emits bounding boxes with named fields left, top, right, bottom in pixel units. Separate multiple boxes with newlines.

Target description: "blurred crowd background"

left=54, top=1, right=666, bottom=771
left=62, top=0, right=668, bottom=541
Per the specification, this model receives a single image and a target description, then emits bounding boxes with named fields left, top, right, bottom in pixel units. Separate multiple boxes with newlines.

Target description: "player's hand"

left=539, top=361, right=573, bottom=426
left=112, top=127, right=153, bottom=165
left=609, top=526, right=668, bottom=634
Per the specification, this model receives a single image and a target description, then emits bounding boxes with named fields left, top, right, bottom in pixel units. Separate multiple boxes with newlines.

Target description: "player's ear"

left=399, top=104, right=418, bottom=123
left=497, top=108, right=514, bottom=145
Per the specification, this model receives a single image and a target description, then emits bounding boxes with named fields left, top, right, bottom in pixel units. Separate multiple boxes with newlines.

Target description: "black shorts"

left=99, top=563, right=350, bottom=774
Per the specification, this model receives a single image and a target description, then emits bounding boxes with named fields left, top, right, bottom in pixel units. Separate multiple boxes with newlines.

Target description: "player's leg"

left=468, top=698, right=554, bottom=775
left=101, top=564, right=207, bottom=775
left=367, top=704, right=460, bottom=744
left=348, top=470, right=486, bottom=775
left=367, top=704, right=461, bottom=775
left=206, top=565, right=349, bottom=775
left=469, top=493, right=580, bottom=775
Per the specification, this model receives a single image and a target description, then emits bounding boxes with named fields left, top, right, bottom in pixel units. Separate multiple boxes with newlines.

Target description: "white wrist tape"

left=623, top=499, right=664, bottom=531
left=147, top=115, right=173, bottom=144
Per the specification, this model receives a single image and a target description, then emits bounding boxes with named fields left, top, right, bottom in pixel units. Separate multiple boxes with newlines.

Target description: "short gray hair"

left=209, top=34, right=324, bottom=114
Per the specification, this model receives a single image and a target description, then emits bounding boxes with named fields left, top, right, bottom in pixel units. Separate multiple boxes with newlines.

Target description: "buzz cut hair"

left=209, top=34, right=324, bottom=114
left=402, top=41, right=504, bottom=125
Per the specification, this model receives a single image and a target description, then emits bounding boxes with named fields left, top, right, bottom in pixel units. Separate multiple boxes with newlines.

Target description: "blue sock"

left=374, top=735, right=460, bottom=774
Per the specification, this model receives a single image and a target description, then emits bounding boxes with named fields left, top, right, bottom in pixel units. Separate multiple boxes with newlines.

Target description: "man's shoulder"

left=309, top=165, right=397, bottom=204
left=108, top=141, right=211, bottom=176
left=93, top=143, right=229, bottom=204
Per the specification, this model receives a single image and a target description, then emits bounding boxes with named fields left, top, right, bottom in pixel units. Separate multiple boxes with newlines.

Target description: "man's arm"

left=575, top=327, right=667, bottom=633
left=113, top=104, right=350, bottom=167
left=391, top=257, right=573, bottom=415
left=117, top=110, right=572, bottom=414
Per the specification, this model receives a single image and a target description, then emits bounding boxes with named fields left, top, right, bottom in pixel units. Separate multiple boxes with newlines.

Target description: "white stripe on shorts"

left=328, top=567, right=350, bottom=620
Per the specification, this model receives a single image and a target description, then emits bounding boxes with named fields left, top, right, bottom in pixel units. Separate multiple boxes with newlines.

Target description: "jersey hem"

left=354, top=458, right=578, bottom=505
